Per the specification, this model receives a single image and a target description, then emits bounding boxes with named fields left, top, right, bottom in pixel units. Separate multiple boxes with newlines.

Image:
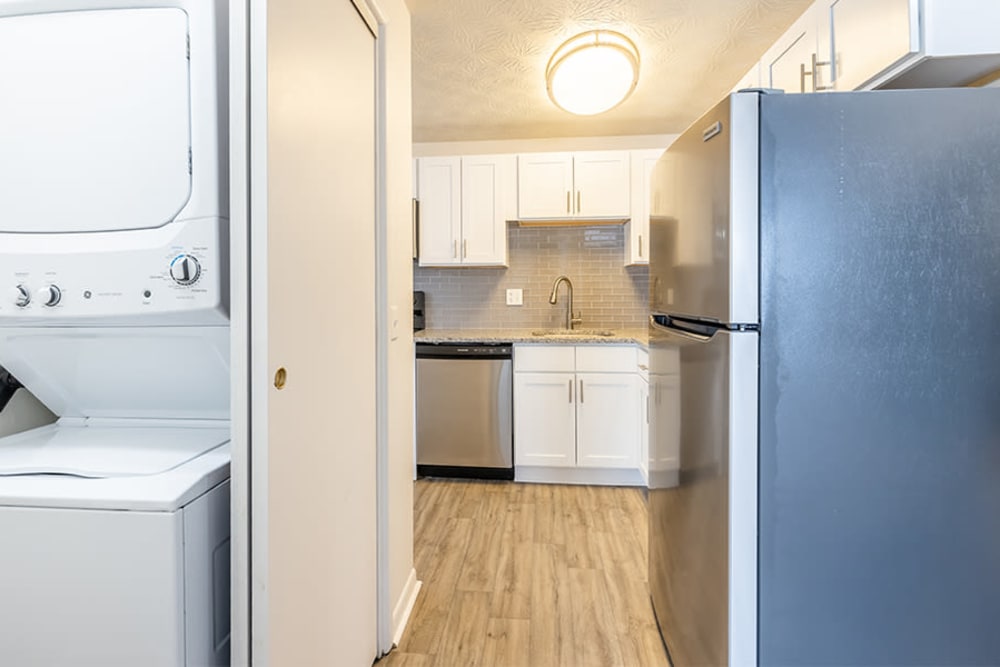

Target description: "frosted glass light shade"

left=546, top=30, right=640, bottom=116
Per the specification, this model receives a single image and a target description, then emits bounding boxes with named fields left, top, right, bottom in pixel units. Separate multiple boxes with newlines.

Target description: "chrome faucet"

left=548, top=275, right=583, bottom=330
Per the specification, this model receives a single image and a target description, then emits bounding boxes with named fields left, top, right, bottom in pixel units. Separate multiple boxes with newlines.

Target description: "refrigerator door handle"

left=649, top=314, right=716, bottom=342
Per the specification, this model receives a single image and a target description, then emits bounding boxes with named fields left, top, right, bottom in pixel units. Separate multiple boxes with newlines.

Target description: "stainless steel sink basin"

left=530, top=329, right=616, bottom=337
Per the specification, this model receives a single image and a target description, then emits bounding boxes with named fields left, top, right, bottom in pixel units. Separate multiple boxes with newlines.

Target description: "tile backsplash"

left=414, top=225, right=649, bottom=330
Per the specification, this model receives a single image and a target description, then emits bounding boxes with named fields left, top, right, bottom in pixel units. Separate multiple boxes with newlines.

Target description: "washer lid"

left=0, top=424, right=227, bottom=478
left=0, top=8, right=192, bottom=234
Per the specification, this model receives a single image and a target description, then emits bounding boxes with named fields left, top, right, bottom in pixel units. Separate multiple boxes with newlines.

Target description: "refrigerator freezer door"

left=649, top=93, right=759, bottom=326
left=757, top=89, right=1000, bottom=665
left=648, top=316, right=758, bottom=667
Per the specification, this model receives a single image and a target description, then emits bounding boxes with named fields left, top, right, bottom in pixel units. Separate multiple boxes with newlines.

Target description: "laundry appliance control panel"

left=0, top=217, right=228, bottom=326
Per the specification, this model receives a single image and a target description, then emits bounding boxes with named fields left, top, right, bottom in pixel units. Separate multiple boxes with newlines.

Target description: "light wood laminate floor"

left=379, top=479, right=671, bottom=667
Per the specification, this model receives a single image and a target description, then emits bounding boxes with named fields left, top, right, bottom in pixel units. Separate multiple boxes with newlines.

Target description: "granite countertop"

left=414, top=328, right=649, bottom=348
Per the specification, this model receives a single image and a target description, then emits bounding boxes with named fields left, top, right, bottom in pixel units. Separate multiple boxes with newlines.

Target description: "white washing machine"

left=0, top=1, right=231, bottom=665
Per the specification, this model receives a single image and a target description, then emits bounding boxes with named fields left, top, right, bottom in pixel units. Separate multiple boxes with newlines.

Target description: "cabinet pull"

left=639, top=234, right=643, bottom=258
left=568, top=379, right=573, bottom=403
left=579, top=379, right=584, bottom=403
left=646, top=395, right=650, bottom=424
left=453, top=239, right=458, bottom=258
left=576, top=190, right=581, bottom=214
left=801, top=53, right=833, bottom=92
left=566, top=191, right=571, bottom=214
left=463, top=239, right=468, bottom=258
left=812, top=52, right=834, bottom=91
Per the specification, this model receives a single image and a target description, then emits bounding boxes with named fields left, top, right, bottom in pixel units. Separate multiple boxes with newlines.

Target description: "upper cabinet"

left=626, top=148, right=665, bottom=266
left=826, top=0, right=911, bottom=91
left=757, top=0, right=1000, bottom=95
left=761, top=4, right=831, bottom=93
left=416, top=154, right=515, bottom=267
left=517, top=151, right=630, bottom=221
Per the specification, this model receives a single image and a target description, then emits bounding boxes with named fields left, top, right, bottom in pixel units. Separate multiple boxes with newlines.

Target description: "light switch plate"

left=506, top=288, right=523, bottom=306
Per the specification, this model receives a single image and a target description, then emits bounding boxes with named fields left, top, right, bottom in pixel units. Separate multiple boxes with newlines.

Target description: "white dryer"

left=0, top=0, right=231, bottom=665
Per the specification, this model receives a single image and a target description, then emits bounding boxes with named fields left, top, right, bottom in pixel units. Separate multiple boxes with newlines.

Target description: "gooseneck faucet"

left=549, top=275, right=583, bottom=330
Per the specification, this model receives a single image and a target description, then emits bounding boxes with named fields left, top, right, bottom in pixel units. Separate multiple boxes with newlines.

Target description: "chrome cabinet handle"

left=566, top=191, right=571, bottom=214
left=568, top=379, right=573, bottom=403
left=646, top=395, right=649, bottom=424
left=639, top=234, right=643, bottom=258
left=801, top=53, right=833, bottom=92
left=453, top=239, right=458, bottom=258
left=579, top=379, right=584, bottom=403
left=576, top=190, right=581, bottom=214
left=463, top=239, right=468, bottom=258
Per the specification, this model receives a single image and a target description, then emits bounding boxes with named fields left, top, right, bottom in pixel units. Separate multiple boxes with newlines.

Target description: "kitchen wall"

left=414, top=224, right=648, bottom=330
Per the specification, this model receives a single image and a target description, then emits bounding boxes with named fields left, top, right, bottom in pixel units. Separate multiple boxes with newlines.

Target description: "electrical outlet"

left=506, top=288, right=523, bottom=306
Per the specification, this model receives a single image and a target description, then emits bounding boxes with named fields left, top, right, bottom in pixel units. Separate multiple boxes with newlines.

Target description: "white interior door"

left=250, top=0, right=377, bottom=664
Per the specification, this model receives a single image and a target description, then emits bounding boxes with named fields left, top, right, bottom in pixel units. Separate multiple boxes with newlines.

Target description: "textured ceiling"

left=409, top=0, right=812, bottom=142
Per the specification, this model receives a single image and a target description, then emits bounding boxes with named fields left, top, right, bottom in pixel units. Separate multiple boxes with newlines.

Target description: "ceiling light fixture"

left=546, top=30, right=640, bottom=116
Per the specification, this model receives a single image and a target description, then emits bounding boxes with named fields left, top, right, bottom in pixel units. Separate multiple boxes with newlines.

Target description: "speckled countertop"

left=414, top=328, right=648, bottom=348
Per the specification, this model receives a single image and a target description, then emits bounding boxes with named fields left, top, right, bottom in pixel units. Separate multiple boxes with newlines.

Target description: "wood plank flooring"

left=379, top=479, right=671, bottom=667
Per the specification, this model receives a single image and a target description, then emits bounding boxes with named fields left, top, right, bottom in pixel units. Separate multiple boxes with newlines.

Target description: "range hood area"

left=514, top=216, right=627, bottom=227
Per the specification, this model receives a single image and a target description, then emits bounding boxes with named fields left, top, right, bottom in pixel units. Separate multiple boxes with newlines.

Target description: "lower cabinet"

left=513, top=344, right=641, bottom=484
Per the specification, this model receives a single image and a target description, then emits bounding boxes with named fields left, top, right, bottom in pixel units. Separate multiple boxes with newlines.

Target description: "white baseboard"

left=514, top=466, right=645, bottom=487
left=392, top=568, right=422, bottom=647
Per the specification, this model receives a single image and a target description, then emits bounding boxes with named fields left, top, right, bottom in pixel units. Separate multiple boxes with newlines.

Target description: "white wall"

left=0, top=390, right=55, bottom=438
left=381, top=0, right=417, bottom=645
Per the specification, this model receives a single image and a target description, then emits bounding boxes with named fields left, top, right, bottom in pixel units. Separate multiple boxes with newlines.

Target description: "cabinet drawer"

left=513, top=344, right=575, bottom=372
left=575, top=345, right=636, bottom=373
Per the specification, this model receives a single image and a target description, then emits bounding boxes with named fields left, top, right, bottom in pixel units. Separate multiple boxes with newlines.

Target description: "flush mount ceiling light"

left=546, top=30, right=640, bottom=116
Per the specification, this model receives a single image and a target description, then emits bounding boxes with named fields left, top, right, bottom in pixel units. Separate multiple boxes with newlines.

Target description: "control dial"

left=37, top=285, right=62, bottom=307
left=169, top=254, right=202, bottom=286
left=10, top=284, right=30, bottom=308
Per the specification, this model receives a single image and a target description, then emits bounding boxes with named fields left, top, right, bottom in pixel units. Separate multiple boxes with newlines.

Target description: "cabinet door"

left=763, top=6, right=820, bottom=94
left=639, top=377, right=649, bottom=483
left=514, top=372, right=576, bottom=467
left=575, top=372, right=638, bottom=469
left=573, top=151, right=629, bottom=218
left=517, top=153, right=573, bottom=219
left=461, top=154, right=513, bottom=266
left=626, top=149, right=663, bottom=265
left=829, top=0, right=913, bottom=91
left=417, top=157, right=461, bottom=265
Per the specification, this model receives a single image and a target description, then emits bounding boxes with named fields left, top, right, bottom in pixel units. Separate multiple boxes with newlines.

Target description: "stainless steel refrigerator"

left=647, top=88, right=1000, bottom=667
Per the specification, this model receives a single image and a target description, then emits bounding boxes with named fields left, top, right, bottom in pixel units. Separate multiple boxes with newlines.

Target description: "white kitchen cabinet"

left=760, top=4, right=831, bottom=94
left=626, top=148, right=663, bottom=266
left=417, top=154, right=514, bottom=267
left=416, top=157, right=461, bottom=265
left=575, top=372, right=638, bottom=469
left=754, top=0, right=1000, bottom=98
left=637, top=347, right=649, bottom=485
left=514, top=344, right=640, bottom=479
left=827, top=0, right=1000, bottom=90
left=517, top=151, right=629, bottom=221
left=513, top=372, right=576, bottom=467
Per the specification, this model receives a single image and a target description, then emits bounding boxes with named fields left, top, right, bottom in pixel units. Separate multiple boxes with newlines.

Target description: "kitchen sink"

left=530, top=329, right=616, bottom=337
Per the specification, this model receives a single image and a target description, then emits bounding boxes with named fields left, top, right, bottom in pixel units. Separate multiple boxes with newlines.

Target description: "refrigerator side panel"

left=757, top=89, right=1000, bottom=666
left=651, top=93, right=759, bottom=325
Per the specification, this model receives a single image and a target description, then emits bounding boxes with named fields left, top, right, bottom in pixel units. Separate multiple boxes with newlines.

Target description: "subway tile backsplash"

left=413, top=225, right=649, bottom=330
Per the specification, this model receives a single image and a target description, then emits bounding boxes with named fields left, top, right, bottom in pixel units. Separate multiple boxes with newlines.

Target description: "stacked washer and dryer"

left=0, top=1, right=231, bottom=665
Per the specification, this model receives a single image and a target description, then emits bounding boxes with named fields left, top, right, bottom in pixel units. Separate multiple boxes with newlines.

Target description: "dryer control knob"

left=10, top=284, right=30, bottom=308
left=169, top=255, right=202, bottom=286
left=37, top=285, right=61, bottom=307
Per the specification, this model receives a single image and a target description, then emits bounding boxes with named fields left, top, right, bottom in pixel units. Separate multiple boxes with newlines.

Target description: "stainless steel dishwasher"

left=415, top=343, right=513, bottom=480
